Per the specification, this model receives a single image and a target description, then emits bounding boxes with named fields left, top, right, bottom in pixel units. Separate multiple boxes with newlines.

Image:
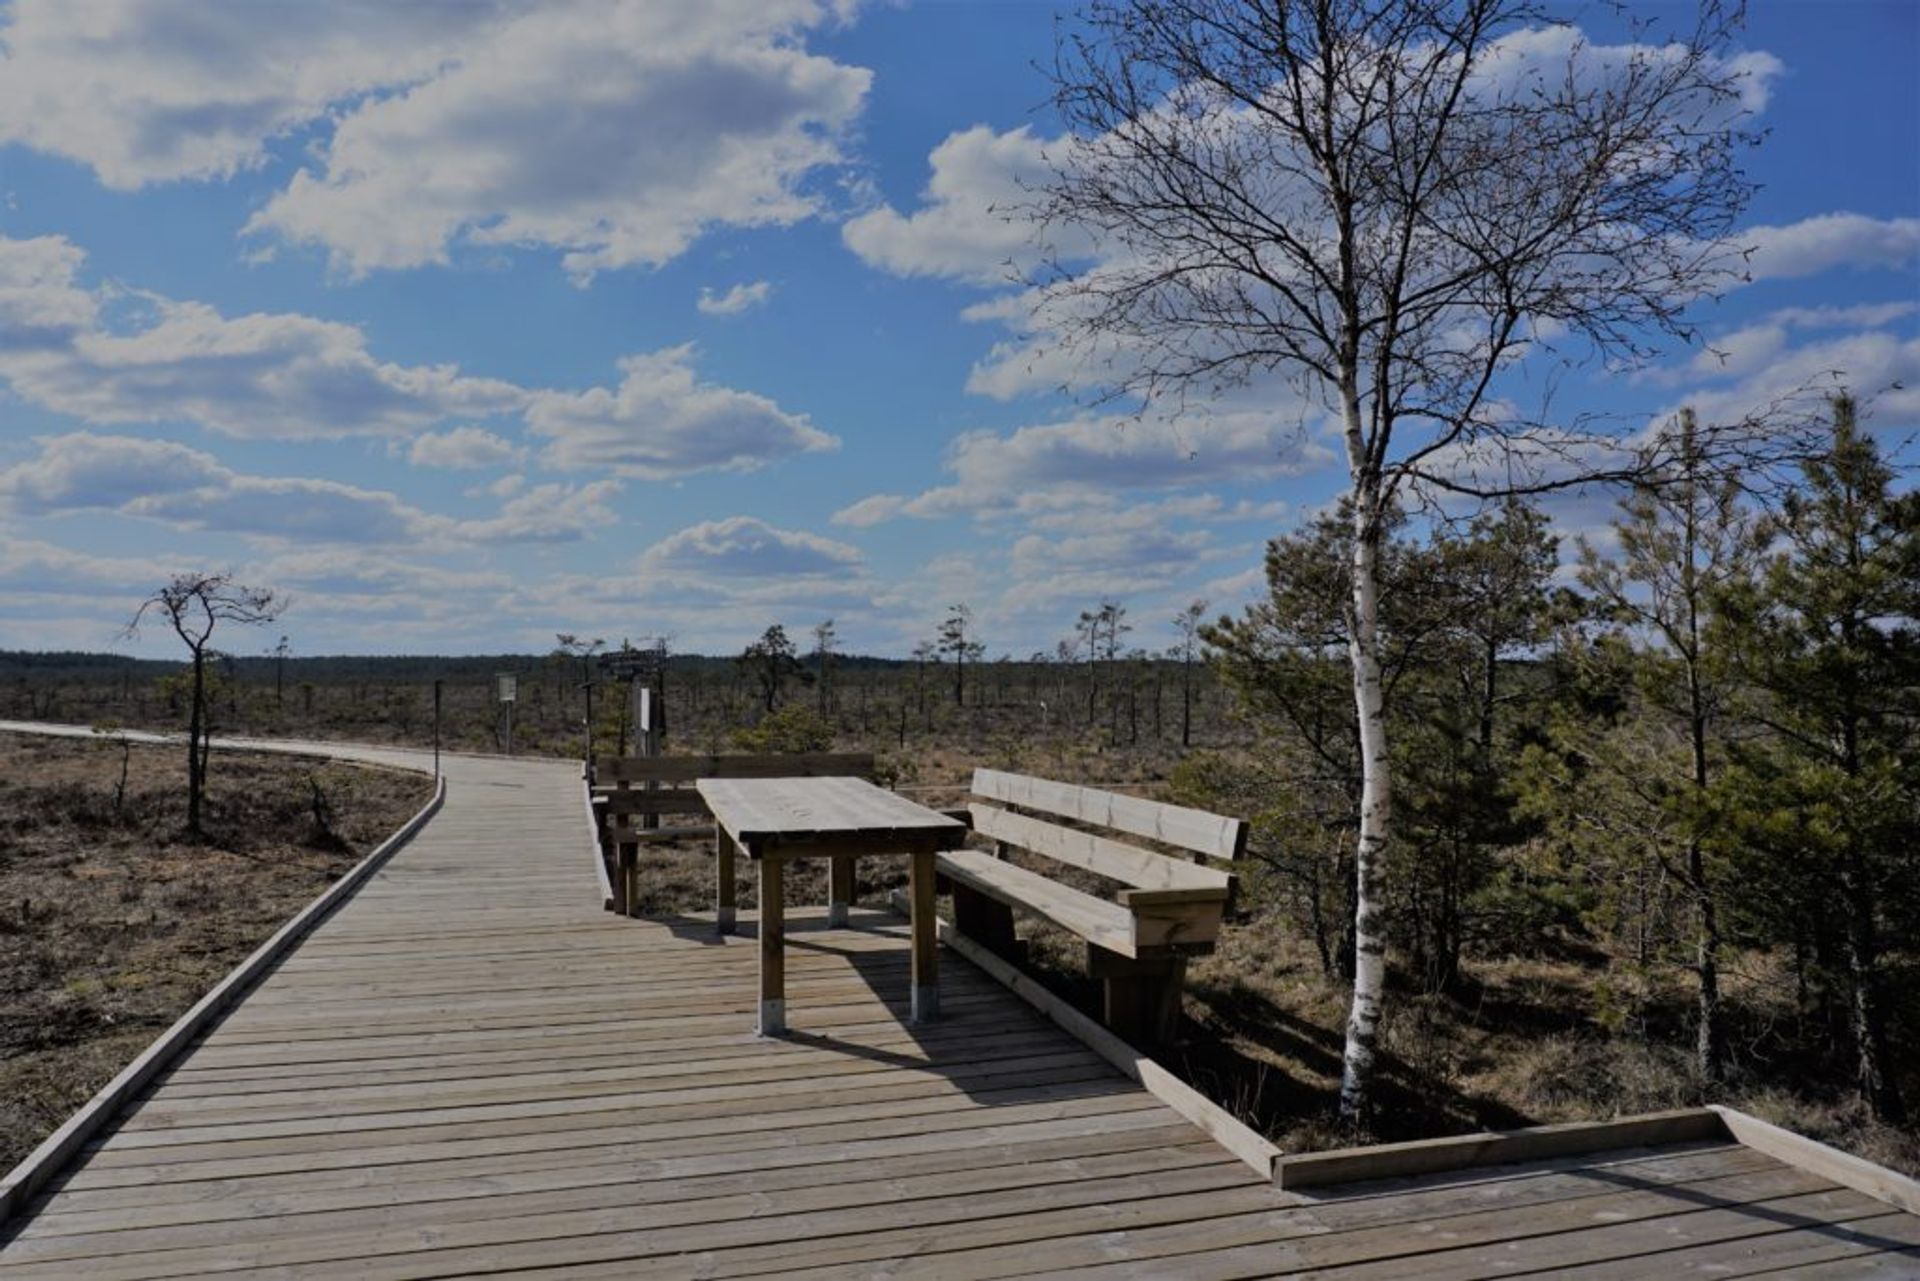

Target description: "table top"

left=696, top=775, right=965, bottom=852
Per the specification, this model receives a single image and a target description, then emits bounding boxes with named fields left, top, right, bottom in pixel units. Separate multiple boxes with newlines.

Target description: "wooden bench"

left=938, top=768, right=1246, bottom=1045
left=591, top=752, right=875, bottom=915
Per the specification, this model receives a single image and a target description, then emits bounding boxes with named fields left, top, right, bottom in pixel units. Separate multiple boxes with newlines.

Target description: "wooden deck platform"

left=3, top=746, right=1917, bottom=1278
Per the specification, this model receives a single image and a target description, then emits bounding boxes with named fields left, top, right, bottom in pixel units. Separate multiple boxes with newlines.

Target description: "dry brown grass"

left=0, top=732, right=434, bottom=1173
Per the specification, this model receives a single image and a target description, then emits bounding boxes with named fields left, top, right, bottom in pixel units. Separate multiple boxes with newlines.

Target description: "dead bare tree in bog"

left=125, top=573, right=282, bottom=838
left=1029, top=0, right=1767, bottom=1125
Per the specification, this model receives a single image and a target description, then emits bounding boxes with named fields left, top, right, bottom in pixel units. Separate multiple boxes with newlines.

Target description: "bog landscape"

left=0, top=0, right=1915, bottom=1276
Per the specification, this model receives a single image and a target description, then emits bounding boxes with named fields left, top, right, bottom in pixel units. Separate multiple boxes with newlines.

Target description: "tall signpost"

left=598, top=644, right=666, bottom=828
left=432, top=678, right=443, bottom=777
left=496, top=673, right=516, bottom=757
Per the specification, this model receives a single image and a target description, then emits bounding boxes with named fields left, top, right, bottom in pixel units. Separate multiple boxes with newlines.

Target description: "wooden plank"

left=598, top=788, right=711, bottom=816
left=593, top=752, right=875, bottom=784
left=972, top=768, right=1245, bottom=862
left=1272, top=1108, right=1729, bottom=1189
left=1714, top=1105, right=1920, bottom=1216
left=969, top=803, right=1228, bottom=892
left=939, top=848, right=1139, bottom=956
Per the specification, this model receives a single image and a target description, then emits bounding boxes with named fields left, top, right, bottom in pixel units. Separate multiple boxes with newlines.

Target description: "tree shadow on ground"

left=1180, top=974, right=1534, bottom=1145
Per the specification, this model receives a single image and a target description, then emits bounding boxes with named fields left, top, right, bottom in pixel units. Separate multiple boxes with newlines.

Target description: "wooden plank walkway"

left=3, top=747, right=1917, bottom=1278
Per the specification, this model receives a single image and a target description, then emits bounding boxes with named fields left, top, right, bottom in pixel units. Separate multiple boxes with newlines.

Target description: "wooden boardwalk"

left=3, top=747, right=1917, bottom=1278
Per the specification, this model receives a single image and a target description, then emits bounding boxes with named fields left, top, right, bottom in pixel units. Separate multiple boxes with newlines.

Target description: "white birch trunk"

left=1338, top=384, right=1392, bottom=1125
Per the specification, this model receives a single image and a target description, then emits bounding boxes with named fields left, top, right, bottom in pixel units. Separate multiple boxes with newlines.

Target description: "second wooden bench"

left=939, top=767, right=1245, bottom=1044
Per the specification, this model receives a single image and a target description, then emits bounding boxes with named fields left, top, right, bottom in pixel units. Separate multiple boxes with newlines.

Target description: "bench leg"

left=952, top=883, right=1019, bottom=961
left=616, top=842, right=637, bottom=918
left=910, top=850, right=938, bottom=1023
left=758, top=856, right=785, bottom=1036
left=1089, top=947, right=1188, bottom=1045
left=828, top=854, right=854, bottom=928
left=716, top=829, right=738, bottom=934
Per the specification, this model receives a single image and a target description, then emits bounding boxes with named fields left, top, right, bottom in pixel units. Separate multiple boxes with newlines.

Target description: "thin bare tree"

left=1174, top=598, right=1209, bottom=747
left=126, top=573, right=282, bottom=838
left=1029, top=0, right=1768, bottom=1124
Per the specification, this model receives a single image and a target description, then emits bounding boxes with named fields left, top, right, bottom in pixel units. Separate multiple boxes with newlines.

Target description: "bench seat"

left=938, top=847, right=1135, bottom=956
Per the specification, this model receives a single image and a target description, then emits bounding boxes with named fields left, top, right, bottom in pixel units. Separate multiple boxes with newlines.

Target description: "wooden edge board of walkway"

left=0, top=767, right=447, bottom=1227
left=887, top=887, right=1282, bottom=1181
left=580, top=778, right=614, bottom=911
left=1276, top=1103, right=1920, bottom=1216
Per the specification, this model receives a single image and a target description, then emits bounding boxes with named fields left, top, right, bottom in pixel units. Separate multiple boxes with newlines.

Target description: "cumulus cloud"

left=0, top=233, right=523, bottom=438
left=0, top=1, right=508, bottom=189
left=456, top=480, right=622, bottom=544
left=697, top=281, right=774, bottom=316
left=832, top=410, right=1330, bottom=526
left=527, top=345, right=838, bottom=478
left=1665, top=330, right=1920, bottom=427
left=0, top=432, right=437, bottom=543
left=0, top=2, right=872, bottom=282
left=1743, top=214, right=1920, bottom=282
left=639, top=516, right=863, bottom=580
left=0, top=432, right=618, bottom=546
left=842, top=125, right=1085, bottom=285
left=0, top=233, right=833, bottom=476
left=241, top=2, right=869, bottom=281
left=408, top=426, right=525, bottom=469
left=0, top=535, right=188, bottom=597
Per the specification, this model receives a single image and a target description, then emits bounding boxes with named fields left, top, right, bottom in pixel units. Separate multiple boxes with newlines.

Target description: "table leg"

left=716, top=828, right=737, bottom=935
left=758, top=856, right=786, bottom=1036
left=910, top=849, right=938, bottom=1023
left=828, top=855, right=854, bottom=928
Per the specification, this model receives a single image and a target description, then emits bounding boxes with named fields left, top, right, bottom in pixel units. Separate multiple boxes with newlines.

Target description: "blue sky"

left=0, top=0, right=1914, bottom=660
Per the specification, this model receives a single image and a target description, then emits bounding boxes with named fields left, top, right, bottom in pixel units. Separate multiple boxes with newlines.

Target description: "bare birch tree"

left=1028, top=0, right=1766, bottom=1124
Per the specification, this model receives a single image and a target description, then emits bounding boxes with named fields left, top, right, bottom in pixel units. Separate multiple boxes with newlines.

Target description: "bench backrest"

left=968, top=767, right=1242, bottom=894
left=596, top=752, right=876, bottom=820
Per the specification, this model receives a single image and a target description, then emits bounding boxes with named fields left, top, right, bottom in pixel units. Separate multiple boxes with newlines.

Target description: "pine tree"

left=1720, top=396, right=1918, bottom=1121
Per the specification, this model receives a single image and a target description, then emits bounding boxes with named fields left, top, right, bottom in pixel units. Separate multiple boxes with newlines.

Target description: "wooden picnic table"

left=696, top=775, right=966, bottom=1036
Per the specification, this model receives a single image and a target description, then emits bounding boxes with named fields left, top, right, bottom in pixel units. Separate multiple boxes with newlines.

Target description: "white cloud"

left=831, top=493, right=909, bottom=528
left=0, top=432, right=438, bottom=543
left=0, top=235, right=98, bottom=347
left=0, top=233, right=834, bottom=476
left=0, top=1, right=508, bottom=189
left=842, top=125, right=1082, bottom=285
left=0, top=432, right=619, bottom=547
left=0, top=234, right=523, bottom=439
left=639, top=516, right=864, bottom=580
left=527, top=345, right=838, bottom=478
left=239, top=2, right=870, bottom=281
left=1665, top=330, right=1920, bottom=427
left=832, top=410, right=1330, bottom=527
left=0, top=2, right=871, bottom=281
left=408, top=426, right=525, bottom=469
left=697, top=281, right=774, bottom=316
left=1742, top=214, right=1920, bottom=282
left=455, top=480, right=622, bottom=544
left=0, top=535, right=188, bottom=597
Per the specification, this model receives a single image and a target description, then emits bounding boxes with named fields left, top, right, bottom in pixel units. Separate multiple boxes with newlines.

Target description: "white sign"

left=497, top=674, right=517, bottom=703
left=637, top=686, right=651, bottom=732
